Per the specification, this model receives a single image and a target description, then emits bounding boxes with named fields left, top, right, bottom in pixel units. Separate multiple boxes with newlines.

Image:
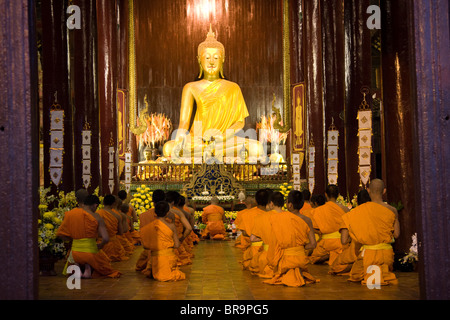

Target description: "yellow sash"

left=321, top=231, right=341, bottom=239
left=63, top=238, right=98, bottom=275
left=361, top=243, right=392, bottom=250
left=151, top=248, right=175, bottom=257
left=360, top=243, right=392, bottom=257
left=251, top=241, right=263, bottom=247
left=283, top=246, right=305, bottom=256
left=263, top=244, right=269, bottom=251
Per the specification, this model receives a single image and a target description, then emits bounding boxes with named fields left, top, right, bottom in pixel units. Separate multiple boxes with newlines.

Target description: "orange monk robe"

left=329, top=241, right=360, bottom=275
left=300, top=202, right=312, bottom=215
left=250, top=210, right=277, bottom=278
left=201, top=204, right=226, bottom=240
left=135, top=208, right=157, bottom=272
left=113, top=209, right=134, bottom=256
left=342, top=202, right=398, bottom=285
left=263, top=212, right=319, bottom=287
left=56, top=208, right=121, bottom=278
left=126, top=205, right=141, bottom=245
left=171, top=210, right=193, bottom=266
left=140, top=219, right=185, bottom=282
left=239, top=207, right=266, bottom=270
left=97, top=209, right=128, bottom=262
left=309, top=201, right=346, bottom=267
left=299, top=208, right=319, bottom=254
left=184, top=205, right=200, bottom=244
left=234, top=208, right=251, bottom=250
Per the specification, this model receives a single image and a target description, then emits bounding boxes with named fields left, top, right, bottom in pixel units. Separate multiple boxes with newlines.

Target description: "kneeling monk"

left=140, top=201, right=186, bottom=282
left=341, top=179, right=399, bottom=285
left=57, top=195, right=121, bottom=279
left=201, top=197, right=226, bottom=240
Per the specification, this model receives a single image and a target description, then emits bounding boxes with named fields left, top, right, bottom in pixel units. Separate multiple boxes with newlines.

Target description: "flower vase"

left=39, top=251, right=59, bottom=276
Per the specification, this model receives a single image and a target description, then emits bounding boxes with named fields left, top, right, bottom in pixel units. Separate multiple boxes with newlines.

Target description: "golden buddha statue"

left=163, top=26, right=264, bottom=163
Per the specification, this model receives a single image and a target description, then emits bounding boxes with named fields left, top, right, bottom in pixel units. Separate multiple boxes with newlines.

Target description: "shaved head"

left=211, top=196, right=219, bottom=205
left=75, top=189, right=89, bottom=204
left=368, top=179, right=385, bottom=196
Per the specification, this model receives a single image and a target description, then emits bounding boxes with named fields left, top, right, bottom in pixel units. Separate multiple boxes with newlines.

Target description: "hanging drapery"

left=327, top=118, right=339, bottom=185
left=308, top=137, right=315, bottom=193
left=82, top=120, right=92, bottom=189
left=357, top=89, right=373, bottom=187
left=49, top=93, right=64, bottom=187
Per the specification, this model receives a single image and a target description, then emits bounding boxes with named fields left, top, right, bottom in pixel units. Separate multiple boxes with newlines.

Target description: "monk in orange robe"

left=239, top=189, right=270, bottom=270
left=118, top=190, right=140, bottom=244
left=234, top=197, right=256, bottom=250
left=184, top=201, right=200, bottom=244
left=174, top=195, right=195, bottom=259
left=299, top=189, right=312, bottom=215
left=135, top=189, right=165, bottom=273
left=112, top=199, right=134, bottom=257
left=166, top=191, right=193, bottom=266
left=97, top=195, right=128, bottom=262
left=263, top=191, right=318, bottom=287
left=340, top=179, right=400, bottom=285
left=330, top=189, right=371, bottom=275
left=250, top=193, right=284, bottom=278
left=57, top=194, right=121, bottom=279
left=309, top=185, right=349, bottom=269
left=140, top=201, right=185, bottom=282
left=201, top=197, right=226, bottom=240
left=301, top=194, right=325, bottom=255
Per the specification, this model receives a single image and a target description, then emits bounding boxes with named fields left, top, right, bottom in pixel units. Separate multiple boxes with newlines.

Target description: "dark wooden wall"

left=134, top=0, right=284, bottom=132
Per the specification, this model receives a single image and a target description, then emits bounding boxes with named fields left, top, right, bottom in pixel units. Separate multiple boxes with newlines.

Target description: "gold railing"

left=132, top=162, right=291, bottom=184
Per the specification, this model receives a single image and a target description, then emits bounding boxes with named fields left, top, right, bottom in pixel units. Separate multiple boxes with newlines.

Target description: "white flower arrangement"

left=192, top=195, right=235, bottom=202
left=400, top=232, right=419, bottom=265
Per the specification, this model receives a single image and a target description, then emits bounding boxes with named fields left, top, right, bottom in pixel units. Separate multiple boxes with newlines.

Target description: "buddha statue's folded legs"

left=163, top=135, right=265, bottom=164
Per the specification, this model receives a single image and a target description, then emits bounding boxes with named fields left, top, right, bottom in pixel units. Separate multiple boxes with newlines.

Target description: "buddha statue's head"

left=197, top=26, right=225, bottom=79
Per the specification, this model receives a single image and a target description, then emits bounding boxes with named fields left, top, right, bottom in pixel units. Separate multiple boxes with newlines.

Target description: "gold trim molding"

left=128, top=0, right=147, bottom=136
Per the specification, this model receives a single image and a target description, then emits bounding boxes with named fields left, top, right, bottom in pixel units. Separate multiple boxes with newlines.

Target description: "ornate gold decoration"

left=182, top=163, right=244, bottom=199
left=273, top=0, right=291, bottom=134
left=128, top=0, right=147, bottom=136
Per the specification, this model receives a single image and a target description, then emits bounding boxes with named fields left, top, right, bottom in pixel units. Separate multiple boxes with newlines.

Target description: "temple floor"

left=39, top=239, right=420, bottom=300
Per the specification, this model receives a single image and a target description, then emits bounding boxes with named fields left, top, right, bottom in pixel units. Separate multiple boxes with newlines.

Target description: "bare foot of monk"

left=82, top=264, right=92, bottom=279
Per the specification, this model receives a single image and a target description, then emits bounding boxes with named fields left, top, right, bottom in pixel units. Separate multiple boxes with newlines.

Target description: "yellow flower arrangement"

left=130, top=185, right=153, bottom=217
left=38, top=187, right=77, bottom=259
left=278, top=182, right=293, bottom=209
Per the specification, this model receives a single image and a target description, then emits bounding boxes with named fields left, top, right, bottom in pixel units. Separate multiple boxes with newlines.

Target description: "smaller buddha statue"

left=137, top=146, right=162, bottom=180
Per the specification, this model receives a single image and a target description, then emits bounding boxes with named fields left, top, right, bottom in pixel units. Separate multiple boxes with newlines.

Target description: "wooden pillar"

left=41, top=0, right=74, bottom=193
left=343, top=0, right=372, bottom=197
left=380, top=0, right=416, bottom=253
left=72, top=0, right=100, bottom=193
left=0, top=0, right=39, bottom=299
left=303, top=0, right=325, bottom=194
left=320, top=0, right=346, bottom=191
left=97, top=0, right=118, bottom=195
left=409, top=0, right=450, bottom=300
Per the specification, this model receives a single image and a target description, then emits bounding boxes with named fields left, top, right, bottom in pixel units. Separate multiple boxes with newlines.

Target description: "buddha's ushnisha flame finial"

left=198, top=24, right=225, bottom=57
